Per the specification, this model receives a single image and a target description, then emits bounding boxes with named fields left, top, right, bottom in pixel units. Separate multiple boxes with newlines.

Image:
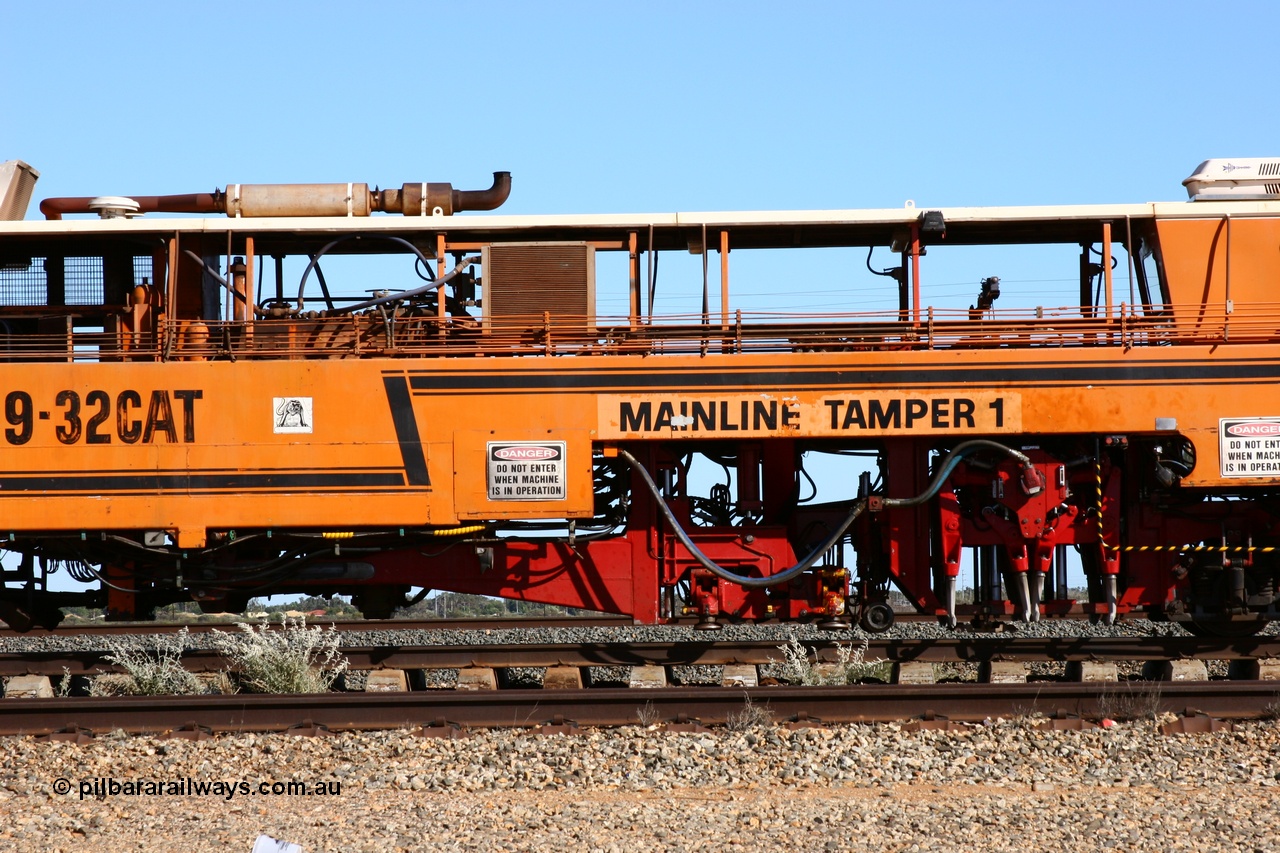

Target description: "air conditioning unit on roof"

left=1183, top=158, right=1280, bottom=201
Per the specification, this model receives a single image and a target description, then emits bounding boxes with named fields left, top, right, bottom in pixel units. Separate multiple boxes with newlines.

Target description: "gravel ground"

left=1, top=719, right=1278, bottom=851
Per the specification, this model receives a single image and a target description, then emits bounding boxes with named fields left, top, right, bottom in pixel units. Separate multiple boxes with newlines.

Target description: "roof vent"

left=87, top=196, right=141, bottom=218
left=1183, top=158, right=1280, bottom=201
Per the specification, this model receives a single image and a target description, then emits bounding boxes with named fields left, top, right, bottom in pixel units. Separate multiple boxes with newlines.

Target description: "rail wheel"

left=859, top=601, right=895, bottom=633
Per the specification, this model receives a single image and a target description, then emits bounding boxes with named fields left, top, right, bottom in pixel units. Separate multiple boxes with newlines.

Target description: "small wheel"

left=37, top=608, right=65, bottom=631
left=859, top=602, right=895, bottom=633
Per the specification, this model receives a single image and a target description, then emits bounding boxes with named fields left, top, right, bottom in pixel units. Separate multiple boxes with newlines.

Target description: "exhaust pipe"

left=40, top=171, right=512, bottom=220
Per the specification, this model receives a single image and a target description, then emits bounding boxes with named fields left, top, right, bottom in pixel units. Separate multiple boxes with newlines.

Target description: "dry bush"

left=93, top=627, right=206, bottom=696
left=777, top=635, right=890, bottom=685
left=726, top=694, right=774, bottom=731
left=210, top=616, right=347, bottom=694
left=1096, top=680, right=1164, bottom=722
left=636, top=700, right=661, bottom=727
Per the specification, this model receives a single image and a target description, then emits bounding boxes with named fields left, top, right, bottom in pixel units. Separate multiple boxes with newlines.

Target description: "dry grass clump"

left=776, top=635, right=890, bottom=685
left=93, top=627, right=206, bottom=696
left=210, top=616, right=348, bottom=693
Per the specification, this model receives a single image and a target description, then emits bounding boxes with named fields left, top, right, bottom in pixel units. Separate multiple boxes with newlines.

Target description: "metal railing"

left=0, top=301, right=1272, bottom=362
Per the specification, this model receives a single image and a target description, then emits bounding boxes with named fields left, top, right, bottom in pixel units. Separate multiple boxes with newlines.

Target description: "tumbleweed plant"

left=94, top=626, right=206, bottom=696
left=777, top=635, right=890, bottom=685
left=210, top=615, right=348, bottom=693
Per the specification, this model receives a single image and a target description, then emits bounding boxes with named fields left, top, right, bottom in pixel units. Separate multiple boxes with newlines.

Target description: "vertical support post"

left=1124, top=216, right=1136, bottom=309
left=166, top=235, right=179, bottom=319
left=244, top=235, right=256, bottom=321
left=719, top=229, right=730, bottom=331
left=882, top=437, right=939, bottom=612
left=910, top=222, right=922, bottom=326
left=736, top=444, right=762, bottom=513
left=628, top=231, right=640, bottom=329
left=1224, top=213, right=1233, bottom=339
left=1055, top=543, right=1068, bottom=603
left=700, top=223, right=709, bottom=325
left=225, top=231, right=233, bottom=321
left=1102, top=222, right=1113, bottom=319
left=436, top=233, right=447, bottom=334
left=44, top=256, right=65, bottom=307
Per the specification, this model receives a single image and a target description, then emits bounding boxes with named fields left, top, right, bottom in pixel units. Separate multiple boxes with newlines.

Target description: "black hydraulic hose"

left=324, top=255, right=480, bottom=316
left=618, top=439, right=1037, bottom=588
left=182, top=250, right=265, bottom=316
left=312, top=259, right=336, bottom=312
left=295, top=234, right=437, bottom=311
left=619, top=449, right=863, bottom=589
left=881, top=439, right=1038, bottom=508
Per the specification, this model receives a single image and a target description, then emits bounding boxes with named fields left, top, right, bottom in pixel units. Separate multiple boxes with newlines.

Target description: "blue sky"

left=6, top=1, right=1278, bottom=216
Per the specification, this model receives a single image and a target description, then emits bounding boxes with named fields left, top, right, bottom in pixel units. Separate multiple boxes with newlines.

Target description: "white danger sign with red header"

left=1220, top=418, right=1280, bottom=477
left=487, top=441, right=567, bottom=500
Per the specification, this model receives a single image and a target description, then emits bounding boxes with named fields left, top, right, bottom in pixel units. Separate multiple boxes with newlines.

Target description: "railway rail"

left=5, top=634, right=1277, bottom=736
left=0, top=681, right=1273, bottom=737
left=4, top=635, right=1280, bottom=678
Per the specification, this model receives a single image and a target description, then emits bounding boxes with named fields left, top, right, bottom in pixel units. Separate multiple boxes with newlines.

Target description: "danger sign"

left=1220, top=418, right=1280, bottom=478
left=487, top=441, right=567, bottom=500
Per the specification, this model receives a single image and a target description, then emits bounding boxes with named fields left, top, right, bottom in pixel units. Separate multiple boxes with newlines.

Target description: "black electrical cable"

left=865, top=246, right=901, bottom=280
left=797, top=462, right=817, bottom=504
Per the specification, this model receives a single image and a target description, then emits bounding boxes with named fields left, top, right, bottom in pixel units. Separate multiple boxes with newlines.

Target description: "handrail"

left=0, top=301, right=1277, bottom=362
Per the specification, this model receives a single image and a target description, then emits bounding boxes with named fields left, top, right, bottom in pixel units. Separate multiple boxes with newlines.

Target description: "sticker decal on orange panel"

left=273, top=397, right=313, bottom=434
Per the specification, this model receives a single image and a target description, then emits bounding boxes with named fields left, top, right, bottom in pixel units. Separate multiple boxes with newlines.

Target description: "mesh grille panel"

left=0, top=254, right=150, bottom=306
left=482, top=243, right=594, bottom=331
left=64, top=256, right=103, bottom=305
